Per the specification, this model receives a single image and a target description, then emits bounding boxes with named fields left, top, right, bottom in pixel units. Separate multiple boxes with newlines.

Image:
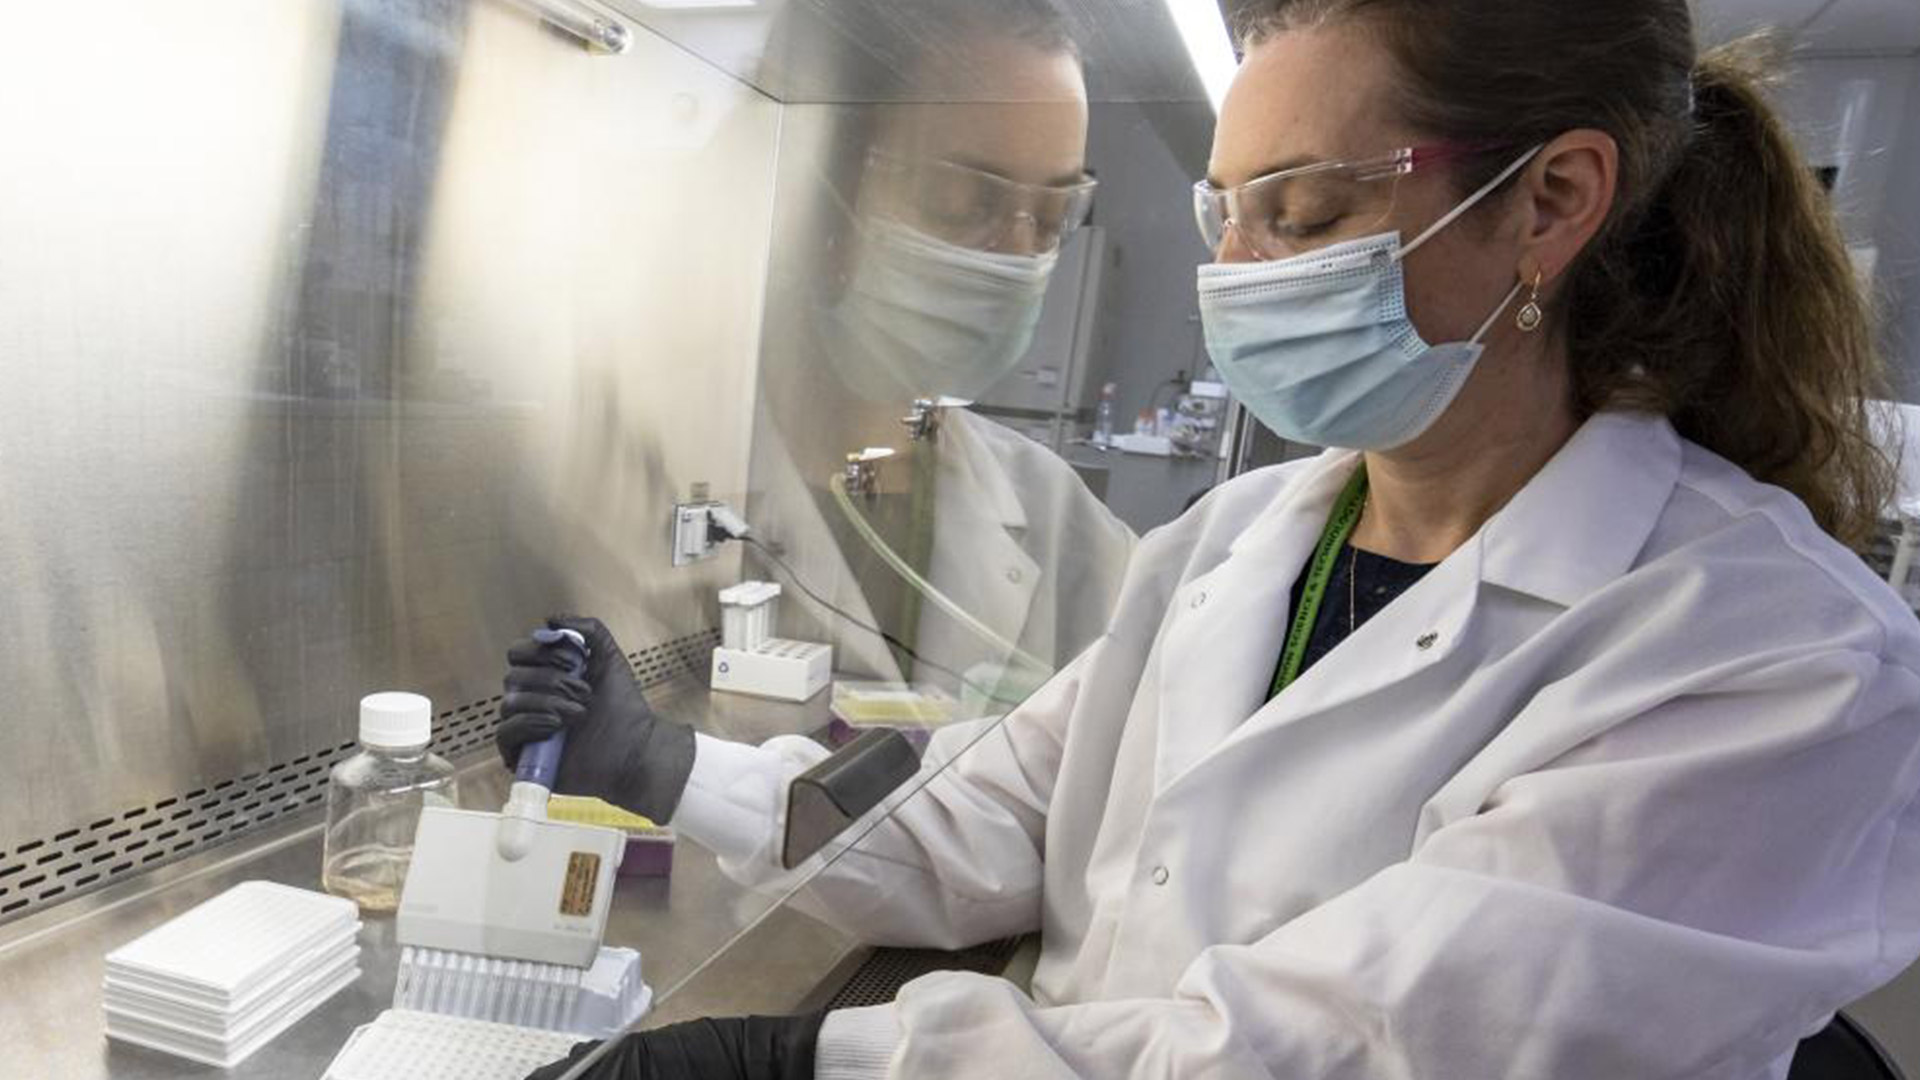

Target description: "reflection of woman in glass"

left=744, top=0, right=1135, bottom=707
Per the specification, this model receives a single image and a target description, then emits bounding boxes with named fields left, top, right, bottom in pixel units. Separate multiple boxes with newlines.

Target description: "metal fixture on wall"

left=500, top=0, right=633, bottom=53
left=841, top=449, right=894, bottom=500
left=900, top=399, right=943, bottom=443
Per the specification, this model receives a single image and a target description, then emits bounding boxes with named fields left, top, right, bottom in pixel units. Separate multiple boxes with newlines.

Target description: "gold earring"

left=1516, top=270, right=1545, bottom=333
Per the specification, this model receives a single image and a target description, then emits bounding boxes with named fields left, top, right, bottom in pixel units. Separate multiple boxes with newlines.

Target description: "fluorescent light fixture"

left=500, top=0, right=633, bottom=53
left=1162, top=0, right=1238, bottom=112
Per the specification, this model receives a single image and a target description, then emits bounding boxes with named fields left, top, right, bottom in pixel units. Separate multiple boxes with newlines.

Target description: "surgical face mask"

left=825, top=217, right=1058, bottom=404
left=1196, top=147, right=1541, bottom=451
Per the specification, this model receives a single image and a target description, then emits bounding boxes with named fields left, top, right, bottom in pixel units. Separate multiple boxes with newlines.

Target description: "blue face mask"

left=1196, top=147, right=1541, bottom=451
left=827, top=218, right=1057, bottom=404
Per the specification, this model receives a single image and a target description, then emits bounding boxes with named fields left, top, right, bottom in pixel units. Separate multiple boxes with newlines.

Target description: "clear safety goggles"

left=1192, top=143, right=1509, bottom=262
left=864, top=151, right=1099, bottom=256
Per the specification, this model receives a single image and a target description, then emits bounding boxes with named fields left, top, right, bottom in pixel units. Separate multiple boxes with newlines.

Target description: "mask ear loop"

left=1469, top=278, right=1529, bottom=345
left=1392, top=144, right=1545, bottom=347
left=1394, top=144, right=1546, bottom=262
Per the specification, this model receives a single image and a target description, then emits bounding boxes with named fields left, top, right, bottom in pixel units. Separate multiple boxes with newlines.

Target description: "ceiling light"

left=1161, top=0, right=1238, bottom=112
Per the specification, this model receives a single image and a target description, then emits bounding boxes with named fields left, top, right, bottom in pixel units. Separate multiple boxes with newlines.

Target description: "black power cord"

left=738, top=536, right=1028, bottom=708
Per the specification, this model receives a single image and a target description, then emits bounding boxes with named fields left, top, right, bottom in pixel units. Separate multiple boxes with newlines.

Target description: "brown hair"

left=1240, top=2, right=1893, bottom=548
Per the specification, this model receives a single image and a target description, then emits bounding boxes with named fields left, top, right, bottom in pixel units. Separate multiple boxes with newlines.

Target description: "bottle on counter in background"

left=322, top=692, right=458, bottom=913
left=1093, top=382, right=1116, bottom=447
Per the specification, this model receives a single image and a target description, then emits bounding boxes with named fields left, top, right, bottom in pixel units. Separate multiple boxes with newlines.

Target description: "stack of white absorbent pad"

left=103, top=881, right=362, bottom=1067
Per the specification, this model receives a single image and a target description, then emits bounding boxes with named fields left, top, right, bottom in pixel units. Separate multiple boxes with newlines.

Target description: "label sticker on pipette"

left=560, top=852, right=601, bottom=917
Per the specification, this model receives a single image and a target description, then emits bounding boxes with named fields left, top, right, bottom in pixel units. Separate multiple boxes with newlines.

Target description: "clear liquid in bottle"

left=321, top=693, right=458, bottom=913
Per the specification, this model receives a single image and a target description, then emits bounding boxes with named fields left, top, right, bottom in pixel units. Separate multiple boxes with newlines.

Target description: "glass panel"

left=558, top=1, right=1224, bottom=1074
left=598, top=0, right=1215, bottom=105
left=722, top=25, right=1219, bottom=715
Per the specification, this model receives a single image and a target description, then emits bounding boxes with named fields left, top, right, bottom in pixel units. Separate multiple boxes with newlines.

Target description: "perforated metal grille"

left=821, top=937, right=1026, bottom=1010
left=0, top=628, right=718, bottom=927
left=631, top=629, right=722, bottom=688
left=0, top=744, right=355, bottom=923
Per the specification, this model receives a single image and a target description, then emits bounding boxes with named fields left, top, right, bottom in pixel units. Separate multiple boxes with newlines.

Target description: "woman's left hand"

left=524, top=1013, right=826, bottom=1080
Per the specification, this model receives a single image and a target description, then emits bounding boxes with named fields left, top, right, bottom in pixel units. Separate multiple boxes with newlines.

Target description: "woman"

left=504, top=2, right=1920, bottom=1076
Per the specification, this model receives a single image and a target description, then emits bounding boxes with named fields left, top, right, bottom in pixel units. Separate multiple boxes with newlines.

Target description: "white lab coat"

left=674, top=410, right=1920, bottom=1080
left=913, top=408, right=1135, bottom=698
left=747, top=401, right=1134, bottom=700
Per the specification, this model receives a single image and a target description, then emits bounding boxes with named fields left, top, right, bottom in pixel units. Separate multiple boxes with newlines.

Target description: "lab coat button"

left=1151, top=866, right=1170, bottom=886
left=1006, top=568, right=1024, bottom=584
left=1190, top=591, right=1207, bottom=610
left=1417, top=632, right=1439, bottom=651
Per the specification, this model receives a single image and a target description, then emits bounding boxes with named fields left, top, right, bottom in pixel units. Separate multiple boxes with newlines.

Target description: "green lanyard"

left=1270, top=465, right=1369, bottom=699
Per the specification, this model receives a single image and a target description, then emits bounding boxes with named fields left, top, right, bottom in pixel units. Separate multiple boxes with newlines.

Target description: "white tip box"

left=711, top=640, right=831, bottom=702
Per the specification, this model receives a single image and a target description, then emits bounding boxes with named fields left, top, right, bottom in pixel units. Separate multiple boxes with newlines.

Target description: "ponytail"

left=1240, top=4, right=1896, bottom=549
left=1566, top=38, right=1893, bottom=549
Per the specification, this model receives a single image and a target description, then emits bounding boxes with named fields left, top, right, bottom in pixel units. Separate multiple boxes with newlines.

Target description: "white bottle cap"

left=360, top=692, right=432, bottom=749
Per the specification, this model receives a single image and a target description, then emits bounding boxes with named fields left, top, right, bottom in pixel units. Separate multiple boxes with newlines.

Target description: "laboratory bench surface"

left=15, top=675, right=1916, bottom=1079
left=0, top=680, right=860, bottom=1080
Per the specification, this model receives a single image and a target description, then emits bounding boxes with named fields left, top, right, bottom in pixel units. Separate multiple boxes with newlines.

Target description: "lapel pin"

left=1416, top=632, right=1439, bottom=651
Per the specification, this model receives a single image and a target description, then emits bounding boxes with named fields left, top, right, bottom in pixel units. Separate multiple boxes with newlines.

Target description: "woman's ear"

left=1516, top=129, right=1619, bottom=289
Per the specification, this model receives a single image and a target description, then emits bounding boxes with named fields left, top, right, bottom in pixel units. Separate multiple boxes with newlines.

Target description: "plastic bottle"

left=322, top=692, right=458, bottom=913
left=1093, top=383, right=1117, bottom=447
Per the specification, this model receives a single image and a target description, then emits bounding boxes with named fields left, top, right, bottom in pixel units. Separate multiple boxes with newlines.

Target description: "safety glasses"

left=864, top=151, right=1099, bottom=256
left=1193, top=144, right=1502, bottom=262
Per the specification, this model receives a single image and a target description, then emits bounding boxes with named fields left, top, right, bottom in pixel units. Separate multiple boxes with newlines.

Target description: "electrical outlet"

left=672, top=486, right=752, bottom=568
left=671, top=501, right=718, bottom=567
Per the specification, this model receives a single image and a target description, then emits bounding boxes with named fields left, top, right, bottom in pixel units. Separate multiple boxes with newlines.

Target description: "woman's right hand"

left=495, top=615, right=697, bottom=824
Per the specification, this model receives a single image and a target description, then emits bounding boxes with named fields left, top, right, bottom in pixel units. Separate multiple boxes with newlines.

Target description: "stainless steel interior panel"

left=0, top=0, right=779, bottom=872
left=601, top=0, right=1216, bottom=104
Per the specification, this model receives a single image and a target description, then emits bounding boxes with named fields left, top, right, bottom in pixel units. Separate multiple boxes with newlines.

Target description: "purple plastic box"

left=826, top=718, right=934, bottom=753
left=617, top=832, right=675, bottom=878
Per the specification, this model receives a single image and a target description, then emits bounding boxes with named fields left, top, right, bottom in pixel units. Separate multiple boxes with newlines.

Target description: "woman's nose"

left=994, top=211, right=1046, bottom=256
left=1215, top=220, right=1260, bottom=264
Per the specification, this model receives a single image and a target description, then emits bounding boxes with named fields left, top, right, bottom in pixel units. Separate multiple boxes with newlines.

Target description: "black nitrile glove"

left=496, top=615, right=697, bottom=824
left=523, top=1013, right=826, bottom=1080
